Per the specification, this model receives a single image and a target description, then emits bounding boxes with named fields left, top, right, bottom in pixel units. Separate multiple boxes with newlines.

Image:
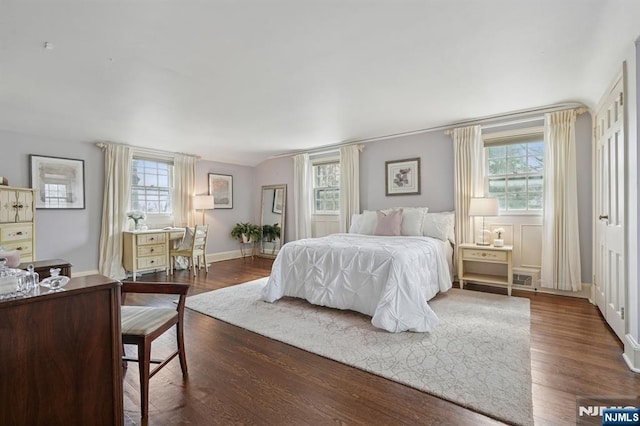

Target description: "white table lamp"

left=468, top=197, right=499, bottom=246
left=193, top=195, right=215, bottom=225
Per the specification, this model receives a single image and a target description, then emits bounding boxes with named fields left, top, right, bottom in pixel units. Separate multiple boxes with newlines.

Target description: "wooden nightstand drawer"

left=462, top=249, right=507, bottom=262
left=137, top=255, right=167, bottom=269
left=137, top=233, right=166, bottom=245
left=137, top=244, right=165, bottom=257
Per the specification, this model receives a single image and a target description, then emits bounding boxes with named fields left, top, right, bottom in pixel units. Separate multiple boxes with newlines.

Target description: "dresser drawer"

left=1, top=224, right=33, bottom=242
left=136, top=233, right=166, bottom=246
left=137, top=255, right=166, bottom=269
left=137, top=244, right=165, bottom=257
left=1, top=239, right=33, bottom=256
left=462, top=249, right=507, bottom=262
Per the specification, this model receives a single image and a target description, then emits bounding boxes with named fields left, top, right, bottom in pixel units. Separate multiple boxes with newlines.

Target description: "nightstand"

left=457, top=243, right=513, bottom=295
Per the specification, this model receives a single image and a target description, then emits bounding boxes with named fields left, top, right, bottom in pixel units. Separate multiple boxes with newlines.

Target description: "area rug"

left=186, top=278, right=533, bottom=425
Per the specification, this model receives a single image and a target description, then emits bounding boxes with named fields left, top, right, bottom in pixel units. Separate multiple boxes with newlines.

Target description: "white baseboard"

left=71, top=269, right=100, bottom=278
left=526, top=282, right=592, bottom=299
left=623, top=334, right=640, bottom=373
left=206, top=250, right=245, bottom=263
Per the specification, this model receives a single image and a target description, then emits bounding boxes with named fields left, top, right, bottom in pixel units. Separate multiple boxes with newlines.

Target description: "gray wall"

left=1, top=111, right=593, bottom=281
left=0, top=130, right=103, bottom=272
left=256, top=113, right=593, bottom=283
left=360, top=131, right=454, bottom=212
left=255, top=156, right=294, bottom=244
left=195, top=160, right=256, bottom=253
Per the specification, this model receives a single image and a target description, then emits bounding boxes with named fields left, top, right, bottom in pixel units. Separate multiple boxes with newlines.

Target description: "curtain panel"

left=339, top=145, right=361, bottom=233
left=98, top=143, right=132, bottom=280
left=293, top=153, right=312, bottom=240
left=173, top=154, right=197, bottom=228
left=541, top=110, right=582, bottom=291
left=452, top=125, right=484, bottom=247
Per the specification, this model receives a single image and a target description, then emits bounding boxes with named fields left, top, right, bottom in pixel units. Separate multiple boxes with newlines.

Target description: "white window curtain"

left=339, top=145, right=361, bottom=233
left=541, top=110, right=582, bottom=291
left=173, top=154, right=197, bottom=227
left=98, top=143, right=132, bottom=280
left=452, top=125, right=484, bottom=246
left=293, top=153, right=312, bottom=240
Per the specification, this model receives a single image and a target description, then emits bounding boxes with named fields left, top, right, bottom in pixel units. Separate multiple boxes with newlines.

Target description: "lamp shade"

left=468, top=197, right=499, bottom=216
left=193, top=195, right=215, bottom=210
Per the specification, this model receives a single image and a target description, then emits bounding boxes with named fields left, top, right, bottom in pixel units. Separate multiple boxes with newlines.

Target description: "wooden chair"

left=169, top=224, right=209, bottom=276
left=120, top=281, right=190, bottom=420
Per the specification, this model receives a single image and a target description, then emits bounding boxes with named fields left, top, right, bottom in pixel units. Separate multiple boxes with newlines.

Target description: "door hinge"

left=620, top=92, right=624, bottom=107
left=621, top=307, right=625, bottom=320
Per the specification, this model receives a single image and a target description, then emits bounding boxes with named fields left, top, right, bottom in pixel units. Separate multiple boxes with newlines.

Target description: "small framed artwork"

left=30, top=155, right=85, bottom=209
left=385, top=157, right=421, bottom=196
left=272, top=188, right=284, bottom=214
left=208, top=173, right=233, bottom=209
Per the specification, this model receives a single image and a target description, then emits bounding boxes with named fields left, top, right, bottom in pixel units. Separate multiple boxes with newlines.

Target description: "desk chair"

left=121, top=281, right=190, bottom=420
left=169, top=225, right=208, bottom=276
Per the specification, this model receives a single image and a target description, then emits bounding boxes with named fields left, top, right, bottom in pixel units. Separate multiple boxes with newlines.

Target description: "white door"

left=594, top=71, right=626, bottom=341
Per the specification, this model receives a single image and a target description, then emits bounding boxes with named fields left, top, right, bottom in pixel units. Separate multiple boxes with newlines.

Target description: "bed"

left=260, top=209, right=454, bottom=333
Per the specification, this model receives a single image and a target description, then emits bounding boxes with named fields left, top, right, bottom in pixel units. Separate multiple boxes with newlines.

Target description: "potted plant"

left=231, top=222, right=261, bottom=243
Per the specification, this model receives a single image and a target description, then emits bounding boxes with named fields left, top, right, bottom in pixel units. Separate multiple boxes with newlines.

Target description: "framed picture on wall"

left=208, top=173, right=233, bottom=209
left=385, top=157, right=421, bottom=196
left=29, top=155, right=86, bottom=209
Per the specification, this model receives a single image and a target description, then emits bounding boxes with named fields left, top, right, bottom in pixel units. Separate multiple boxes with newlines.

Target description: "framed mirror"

left=259, top=184, right=286, bottom=258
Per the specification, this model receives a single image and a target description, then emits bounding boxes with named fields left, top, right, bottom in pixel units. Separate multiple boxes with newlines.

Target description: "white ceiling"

left=2, top=1, right=639, bottom=166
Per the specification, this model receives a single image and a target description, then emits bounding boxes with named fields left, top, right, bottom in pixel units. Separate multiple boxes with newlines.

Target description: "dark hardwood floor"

left=122, top=258, right=639, bottom=425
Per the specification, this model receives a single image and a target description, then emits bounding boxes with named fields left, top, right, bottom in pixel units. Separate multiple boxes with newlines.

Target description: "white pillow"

left=358, top=210, right=379, bottom=235
left=422, top=211, right=455, bottom=242
left=380, top=207, right=429, bottom=236
left=349, top=214, right=363, bottom=233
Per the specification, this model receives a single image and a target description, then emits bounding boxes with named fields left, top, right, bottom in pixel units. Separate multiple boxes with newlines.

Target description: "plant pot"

left=493, top=238, right=504, bottom=247
left=241, top=233, right=249, bottom=244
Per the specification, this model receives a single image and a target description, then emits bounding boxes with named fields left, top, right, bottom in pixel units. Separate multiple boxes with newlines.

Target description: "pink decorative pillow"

left=374, top=209, right=403, bottom=236
left=0, top=250, right=21, bottom=268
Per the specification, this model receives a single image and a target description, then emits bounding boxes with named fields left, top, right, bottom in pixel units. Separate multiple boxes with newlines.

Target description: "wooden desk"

left=122, top=228, right=185, bottom=281
left=19, top=258, right=72, bottom=279
left=0, top=275, right=123, bottom=425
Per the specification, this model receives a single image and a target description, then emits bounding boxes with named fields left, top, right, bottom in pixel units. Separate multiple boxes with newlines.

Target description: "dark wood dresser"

left=0, top=275, right=123, bottom=425
left=18, top=258, right=72, bottom=279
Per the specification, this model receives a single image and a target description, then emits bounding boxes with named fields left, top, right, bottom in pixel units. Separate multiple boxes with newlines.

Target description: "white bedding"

left=260, top=233, right=453, bottom=333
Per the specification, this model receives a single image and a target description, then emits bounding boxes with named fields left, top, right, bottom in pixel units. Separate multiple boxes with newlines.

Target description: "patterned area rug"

left=186, top=278, right=533, bottom=425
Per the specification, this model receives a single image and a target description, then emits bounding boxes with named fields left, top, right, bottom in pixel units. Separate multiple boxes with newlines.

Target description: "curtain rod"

left=95, top=142, right=200, bottom=159
left=444, top=105, right=589, bottom=135
left=267, top=102, right=589, bottom=159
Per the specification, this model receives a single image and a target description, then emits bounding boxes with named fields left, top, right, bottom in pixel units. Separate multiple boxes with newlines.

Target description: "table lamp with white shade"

left=468, top=197, right=499, bottom=246
left=193, top=195, right=215, bottom=225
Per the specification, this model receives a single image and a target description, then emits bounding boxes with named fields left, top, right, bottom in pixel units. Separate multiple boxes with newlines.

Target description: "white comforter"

left=260, top=234, right=453, bottom=333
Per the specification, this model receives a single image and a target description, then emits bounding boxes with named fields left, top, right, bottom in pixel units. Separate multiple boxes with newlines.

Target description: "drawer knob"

left=150, top=248, right=154, bottom=252
left=481, top=253, right=486, bottom=257
left=16, top=247, right=23, bottom=251
left=150, top=260, right=155, bottom=264
left=16, top=231, right=23, bottom=235
left=150, top=237, right=155, bottom=241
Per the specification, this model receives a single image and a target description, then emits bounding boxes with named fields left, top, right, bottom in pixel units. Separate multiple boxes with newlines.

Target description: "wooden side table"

left=457, top=243, right=513, bottom=295
left=19, top=258, right=72, bottom=279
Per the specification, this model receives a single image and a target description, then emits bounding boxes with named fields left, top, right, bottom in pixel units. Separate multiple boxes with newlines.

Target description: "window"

left=130, top=157, right=173, bottom=214
left=313, top=161, right=340, bottom=214
left=485, top=132, right=544, bottom=212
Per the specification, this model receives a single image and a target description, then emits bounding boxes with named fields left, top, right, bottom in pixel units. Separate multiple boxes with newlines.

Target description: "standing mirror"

left=259, top=184, right=286, bottom=258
